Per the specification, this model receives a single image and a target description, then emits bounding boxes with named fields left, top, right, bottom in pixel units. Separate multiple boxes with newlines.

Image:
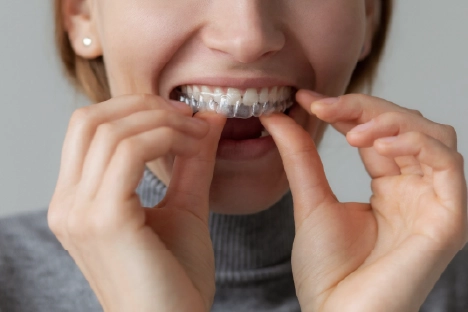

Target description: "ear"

left=62, top=0, right=102, bottom=59
left=358, top=0, right=382, bottom=61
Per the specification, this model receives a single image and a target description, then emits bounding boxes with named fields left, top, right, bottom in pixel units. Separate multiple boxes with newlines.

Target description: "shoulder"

left=0, top=209, right=101, bottom=311
left=420, top=244, right=468, bottom=312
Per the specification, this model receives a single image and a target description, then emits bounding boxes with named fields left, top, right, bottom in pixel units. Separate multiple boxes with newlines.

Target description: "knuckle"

left=70, top=107, right=93, bottom=128
left=47, top=195, right=68, bottom=235
left=454, top=152, right=464, bottom=167
left=47, top=210, right=63, bottom=236
left=442, top=124, right=458, bottom=148
left=443, top=124, right=457, bottom=136
left=96, top=123, right=117, bottom=139
left=116, top=138, right=139, bottom=159
left=378, top=111, right=405, bottom=123
left=158, top=126, right=176, bottom=140
left=443, top=125, right=457, bottom=147
left=407, top=108, right=423, bottom=116
left=427, top=123, right=458, bottom=149
left=406, top=131, right=425, bottom=142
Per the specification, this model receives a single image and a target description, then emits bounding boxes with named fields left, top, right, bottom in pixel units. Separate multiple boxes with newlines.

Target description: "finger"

left=57, top=94, right=190, bottom=190
left=296, top=91, right=417, bottom=135
left=80, top=110, right=209, bottom=199
left=347, top=111, right=457, bottom=149
left=295, top=89, right=330, bottom=106
left=97, top=127, right=208, bottom=208
left=374, top=132, right=467, bottom=211
left=164, top=112, right=227, bottom=223
left=259, top=112, right=338, bottom=226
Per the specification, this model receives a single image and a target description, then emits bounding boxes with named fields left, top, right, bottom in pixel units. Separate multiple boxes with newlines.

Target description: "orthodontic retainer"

left=175, top=89, right=296, bottom=119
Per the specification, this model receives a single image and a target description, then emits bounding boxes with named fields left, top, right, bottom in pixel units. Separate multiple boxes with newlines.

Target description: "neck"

left=136, top=166, right=295, bottom=285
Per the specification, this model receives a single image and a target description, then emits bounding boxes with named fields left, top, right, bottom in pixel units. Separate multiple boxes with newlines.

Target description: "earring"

left=83, top=37, right=92, bottom=47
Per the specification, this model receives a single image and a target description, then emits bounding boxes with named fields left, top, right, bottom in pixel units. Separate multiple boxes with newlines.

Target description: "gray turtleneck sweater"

left=0, top=167, right=467, bottom=311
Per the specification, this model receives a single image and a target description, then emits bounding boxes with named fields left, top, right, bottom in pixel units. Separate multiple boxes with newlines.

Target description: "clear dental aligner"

left=174, top=85, right=296, bottom=119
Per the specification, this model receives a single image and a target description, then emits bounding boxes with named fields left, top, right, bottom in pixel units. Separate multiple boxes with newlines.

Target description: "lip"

left=162, top=76, right=308, bottom=161
left=164, top=76, right=299, bottom=99
left=216, top=135, right=277, bottom=160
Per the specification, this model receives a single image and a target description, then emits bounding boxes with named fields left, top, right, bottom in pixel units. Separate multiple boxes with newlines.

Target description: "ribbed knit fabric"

left=0, top=167, right=468, bottom=311
left=136, top=166, right=300, bottom=310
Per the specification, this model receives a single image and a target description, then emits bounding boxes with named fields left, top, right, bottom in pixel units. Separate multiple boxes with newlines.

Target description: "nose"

left=201, top=1, right=285, bottom=63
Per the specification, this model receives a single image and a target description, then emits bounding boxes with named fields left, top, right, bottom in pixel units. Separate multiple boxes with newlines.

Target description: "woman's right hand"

left=47, top=94, right=226, bottom=312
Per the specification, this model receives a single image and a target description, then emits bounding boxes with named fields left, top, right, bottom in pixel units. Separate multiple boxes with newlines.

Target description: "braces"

left=175, top=89, right=295, bottom=119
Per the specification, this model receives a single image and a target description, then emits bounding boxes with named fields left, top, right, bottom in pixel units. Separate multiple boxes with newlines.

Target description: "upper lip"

left=166, top=76, right=299, bottom=98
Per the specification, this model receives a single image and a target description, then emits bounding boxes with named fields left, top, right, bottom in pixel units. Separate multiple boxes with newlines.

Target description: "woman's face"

left=72, top=0, right=378, bottom=214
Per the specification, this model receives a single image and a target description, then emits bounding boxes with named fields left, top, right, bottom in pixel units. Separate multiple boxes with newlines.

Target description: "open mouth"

left=169, top=85, right=296, bottom=141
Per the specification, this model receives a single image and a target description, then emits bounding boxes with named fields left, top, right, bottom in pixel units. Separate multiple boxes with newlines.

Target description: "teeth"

left=227, top=88, right=242, bottom=106
left=193, top=86, right=201, bottom=101
left=268, top=87, right=278, bottom=103
left=243, top=88, right=259, bottom=106
left=259, top=87, right=269, bottom=103
left=213, top=87, right=223, bottom=104
left=174, top=85, right=295, bottom=118
left=278, top=86, right=285, bottom=101
left=200, top=86, right=212, bottom=103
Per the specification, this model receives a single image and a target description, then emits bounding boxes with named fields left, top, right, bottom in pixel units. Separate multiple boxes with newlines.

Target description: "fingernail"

left=349, top=119, right=375, bottom=133
left=171, top=100, right=191, bottom=111
left=318, top=97, right=339, bottom=105
left=190, top=117, right=208, bottom=126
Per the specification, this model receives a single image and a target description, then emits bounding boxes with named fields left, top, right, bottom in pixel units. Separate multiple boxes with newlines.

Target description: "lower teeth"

left=175, top=90, right=295, bottom=119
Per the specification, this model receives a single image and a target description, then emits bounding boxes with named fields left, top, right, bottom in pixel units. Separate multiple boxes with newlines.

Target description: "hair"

left=54, top=0, right=393, bottom=146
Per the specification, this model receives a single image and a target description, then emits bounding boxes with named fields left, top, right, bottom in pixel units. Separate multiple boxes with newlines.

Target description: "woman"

left=0, top=0, right=466, bottom=311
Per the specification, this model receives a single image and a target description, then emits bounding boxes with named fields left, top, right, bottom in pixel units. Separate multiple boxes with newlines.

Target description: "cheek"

left=288, top=1, right=367, bottom=94
left=96, top=1, right=201, bottom=95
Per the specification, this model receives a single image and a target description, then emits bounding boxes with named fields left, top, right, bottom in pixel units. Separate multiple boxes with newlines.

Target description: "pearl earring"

left=83, top=37, right=92, bottom=47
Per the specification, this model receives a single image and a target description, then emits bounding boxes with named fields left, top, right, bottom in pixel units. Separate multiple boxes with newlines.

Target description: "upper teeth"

left=181, top=85, right=293, bottom=107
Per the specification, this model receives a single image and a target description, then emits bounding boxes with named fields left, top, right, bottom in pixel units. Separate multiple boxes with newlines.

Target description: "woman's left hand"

left=260, top=90, right=468, bottom=312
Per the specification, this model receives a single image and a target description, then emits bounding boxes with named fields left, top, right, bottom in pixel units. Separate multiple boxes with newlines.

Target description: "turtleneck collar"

left=136, top=166, right=295, bottom=286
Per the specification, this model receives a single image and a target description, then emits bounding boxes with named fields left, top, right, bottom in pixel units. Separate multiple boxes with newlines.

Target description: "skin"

left=49, top=0, right=468, bottom=311
left=65, top=0, right=376, bottom=214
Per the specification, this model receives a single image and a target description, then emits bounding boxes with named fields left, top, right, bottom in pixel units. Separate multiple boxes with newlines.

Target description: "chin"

left=207, top=150, right=290, bottom=215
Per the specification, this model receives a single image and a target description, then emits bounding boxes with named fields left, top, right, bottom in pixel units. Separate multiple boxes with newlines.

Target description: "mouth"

left=169, top=84, right=298, bottom=160
left=169, top=84, right=296, bottom=138
left=169, top=85, right=296, bottom=119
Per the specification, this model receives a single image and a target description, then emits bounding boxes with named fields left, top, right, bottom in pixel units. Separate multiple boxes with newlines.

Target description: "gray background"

left=0, top=1, right=467, bottom=218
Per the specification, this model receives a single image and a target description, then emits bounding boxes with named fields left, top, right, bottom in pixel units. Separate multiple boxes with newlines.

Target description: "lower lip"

left=167, top=99, right=291, bottom=160
left=216, top=135, right=276, bottom=160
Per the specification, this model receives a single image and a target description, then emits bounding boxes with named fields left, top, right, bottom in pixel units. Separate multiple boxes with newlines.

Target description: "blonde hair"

left=54, top=1, right=393, bottom=144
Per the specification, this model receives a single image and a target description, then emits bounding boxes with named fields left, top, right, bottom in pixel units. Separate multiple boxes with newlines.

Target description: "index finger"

left=296, top=90, right=413, bottom=135
left=57, top=94, right=191, bottom=189
left=164, top=112, right=227, bottom=223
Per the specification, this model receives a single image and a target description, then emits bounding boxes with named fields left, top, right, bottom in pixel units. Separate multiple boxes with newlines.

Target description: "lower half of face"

left=146, top=108, right=322, bottom=215
left=94, top=0, right=366, bottom=214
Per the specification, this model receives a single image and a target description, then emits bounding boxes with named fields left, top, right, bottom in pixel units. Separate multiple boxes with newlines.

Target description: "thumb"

left=260, top=113, right=338, bottom=225
left=165, top=112, right=226, bottom=222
